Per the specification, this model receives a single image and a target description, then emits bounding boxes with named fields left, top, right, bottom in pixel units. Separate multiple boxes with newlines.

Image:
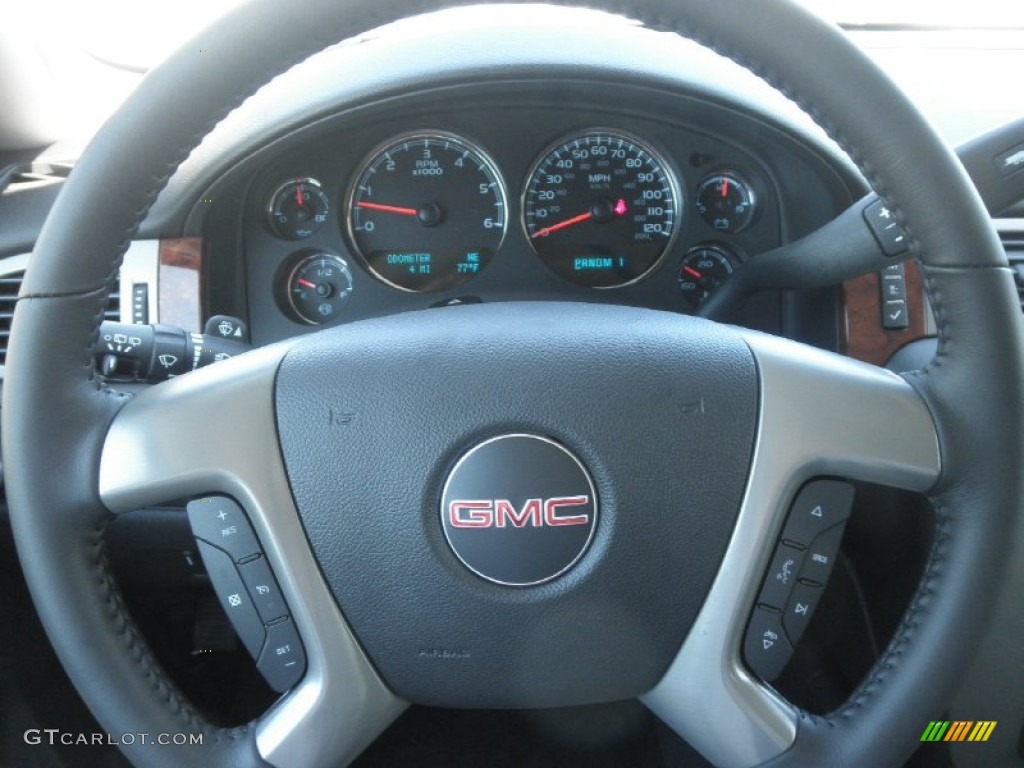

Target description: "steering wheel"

left=4, top=0, right=1022, bottom=766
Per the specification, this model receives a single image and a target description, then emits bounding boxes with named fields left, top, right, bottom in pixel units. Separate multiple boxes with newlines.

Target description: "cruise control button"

left=257, top=618, right=306, bottom=692
left=196, top=540, right=265, bottom=658
left=187, top=496, right=261, bottom=562
left=783, top=580, right=823, bottom=646
left=743, top=607, right=794, bottom=682
left=239, top=556, right=288, bottom=623
left=781, top=480, right=855, bottom=548
left=757, top=543, right=804, bottom=610
left=799, top=524, right=846, bottom=586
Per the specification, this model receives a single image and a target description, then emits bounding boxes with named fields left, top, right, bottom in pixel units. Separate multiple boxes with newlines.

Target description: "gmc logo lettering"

left=449, top=497, right=590, bottom=529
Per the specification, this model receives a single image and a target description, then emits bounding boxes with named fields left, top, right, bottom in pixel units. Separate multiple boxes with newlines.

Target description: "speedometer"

left=523, top=130, right=681, bottom=288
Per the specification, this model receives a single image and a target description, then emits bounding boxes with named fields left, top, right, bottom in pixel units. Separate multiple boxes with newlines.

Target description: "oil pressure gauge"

left=267, top=177, right=329, bottom=240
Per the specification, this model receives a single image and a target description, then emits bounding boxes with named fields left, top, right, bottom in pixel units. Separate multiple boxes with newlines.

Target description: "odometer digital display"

left=523, top=131, right=681, bottom=288
left=348, top=132, right=507, bottom=292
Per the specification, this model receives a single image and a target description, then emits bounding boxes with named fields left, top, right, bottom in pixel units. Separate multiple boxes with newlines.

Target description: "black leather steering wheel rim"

left=4, top=1, right=1022, bottom=766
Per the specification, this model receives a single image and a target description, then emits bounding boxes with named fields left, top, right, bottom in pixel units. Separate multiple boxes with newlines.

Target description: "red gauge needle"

left=721, top=178, right=730, bottom=198
left=296, top=278, right=317, bottom=290
left=296, top=182, right=304, bottom=207
left=356, top=201, right=419, bottom=216
left=531, top=211, right=593, bottom=239
left=683, top=266, right=703, bottom=279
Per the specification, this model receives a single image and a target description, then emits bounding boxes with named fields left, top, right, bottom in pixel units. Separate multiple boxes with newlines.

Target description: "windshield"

left=7, top=0, right=1023, bottom=162
left=35, top=0, right=1024, bottom=75
left=803, top=0, right=1024, bottom=28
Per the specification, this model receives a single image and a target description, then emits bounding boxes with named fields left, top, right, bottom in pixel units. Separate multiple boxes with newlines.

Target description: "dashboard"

left=0, top=10, right=904, bottom=369
left=4, top=10, right=1023, bottom=376
left=97, top=12, right=862, bottom=355
left=199, top=79, right=858, bottom=348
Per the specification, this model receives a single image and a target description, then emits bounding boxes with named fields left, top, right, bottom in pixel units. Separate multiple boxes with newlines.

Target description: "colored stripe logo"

left=921, top=721, right=996, bottom=742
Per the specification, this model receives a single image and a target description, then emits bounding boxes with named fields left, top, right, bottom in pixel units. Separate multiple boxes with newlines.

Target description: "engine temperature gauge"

left=283, top=252, right=354, bottom=325
left=678, top=245, right=736, bottom=308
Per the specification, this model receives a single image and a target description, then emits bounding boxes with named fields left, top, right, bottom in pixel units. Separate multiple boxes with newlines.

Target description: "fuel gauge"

left=282, top=251, right=354, bottom=325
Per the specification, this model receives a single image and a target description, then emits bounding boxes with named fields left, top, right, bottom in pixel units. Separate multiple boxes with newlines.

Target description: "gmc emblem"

left=449, top=496, right=590, bottom=529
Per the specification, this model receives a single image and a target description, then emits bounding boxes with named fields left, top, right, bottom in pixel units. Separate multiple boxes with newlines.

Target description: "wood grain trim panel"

left=842, top=260, right=927, bottom=366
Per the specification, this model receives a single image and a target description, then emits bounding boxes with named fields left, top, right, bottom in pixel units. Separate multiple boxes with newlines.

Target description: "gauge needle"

left=356, top=201, right=419, bottom=216
left=683, top=266, right=703, bottom=279
left=296, top=182, right=304, bottom=207
left=296, top=278, right=317, bottom=290
left=532, top=211, right=593, bottom=238
left=721, top=178, right=730, bottom=198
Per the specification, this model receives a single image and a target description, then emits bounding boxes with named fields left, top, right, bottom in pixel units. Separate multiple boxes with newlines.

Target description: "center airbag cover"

left=275, top=302, right=758, bottom=708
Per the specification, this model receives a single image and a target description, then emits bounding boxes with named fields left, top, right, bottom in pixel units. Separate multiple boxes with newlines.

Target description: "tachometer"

left=523, top=130, right=681, bottom=288
left=347, top=132, right=506, bottom=292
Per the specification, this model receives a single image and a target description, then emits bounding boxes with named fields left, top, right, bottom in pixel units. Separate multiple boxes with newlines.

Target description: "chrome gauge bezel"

left=694, top=170, right=758, bottom=235
left=345, top=130, right=509, bottom=293
left=265, top=177, right=329, bottom=240
left=521, top=128, right=683, bottom=289
left=284, top=251, right=354, bottom=325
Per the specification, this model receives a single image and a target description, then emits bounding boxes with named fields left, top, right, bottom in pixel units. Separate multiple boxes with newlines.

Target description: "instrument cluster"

left=256, top=125, right=768, bottom=326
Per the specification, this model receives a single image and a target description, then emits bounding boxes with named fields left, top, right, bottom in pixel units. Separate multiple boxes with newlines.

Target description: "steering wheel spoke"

left=99, top=345, right=406, bottom=768
left=643, top=332, right=941, bottom=768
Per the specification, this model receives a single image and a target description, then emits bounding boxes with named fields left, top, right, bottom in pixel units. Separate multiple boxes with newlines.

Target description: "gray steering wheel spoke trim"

left=99, top=344, right=407, bottom=768
left=642, top=331, right=941, bottom=768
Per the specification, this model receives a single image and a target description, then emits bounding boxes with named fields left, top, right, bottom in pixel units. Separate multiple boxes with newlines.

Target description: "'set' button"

left=257, top=618, right=306, bottom=692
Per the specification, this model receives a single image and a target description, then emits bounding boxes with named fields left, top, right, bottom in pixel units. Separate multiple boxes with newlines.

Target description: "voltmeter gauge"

left=267, top=178, right=330, bottom=240
left=283, top=252, right=354, bottom=325
left=695, top=172, right=756, bottom=234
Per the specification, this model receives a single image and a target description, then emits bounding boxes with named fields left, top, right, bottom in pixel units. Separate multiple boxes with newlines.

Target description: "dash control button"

left=864, top=199, right=910, bottom=257
left=783, top=581, right=823, bottom=646
left=187, top=496, right=261, bottom=562
left=195, top=541, right=266, bottom=658
left=257, top=618, right=306, bottom=692
left=996, top=142, right=1024, bottom=177
left=781, top=480, right=855, bottom=549
left=758, top=543, right=805, bottom=610
left=799, top=524, right=846, bottom=586
left=882, top=300, right=909, bottom=330
left=744, top=606, right=794, bottom=682
left=239, top=556, right=288, bottom=623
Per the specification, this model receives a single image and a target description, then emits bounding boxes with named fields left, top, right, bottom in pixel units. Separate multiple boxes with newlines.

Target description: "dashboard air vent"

left=0, top=271, right=120, bottom=367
